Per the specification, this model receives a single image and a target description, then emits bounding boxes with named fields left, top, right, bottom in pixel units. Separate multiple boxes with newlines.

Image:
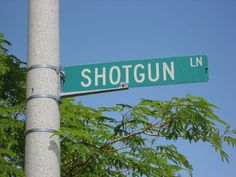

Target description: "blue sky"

left=1, top=0, right=236, bottom=176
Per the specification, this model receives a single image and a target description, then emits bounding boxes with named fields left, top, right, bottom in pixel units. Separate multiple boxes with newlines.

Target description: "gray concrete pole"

left=25, top=0, right=60, bottom=176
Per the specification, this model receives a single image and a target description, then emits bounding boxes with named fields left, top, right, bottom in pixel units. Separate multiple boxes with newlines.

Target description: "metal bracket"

left=60, top=83, right=128, bottom=98
left=59, top=69, right=66, bottom=85
left=27, top=64, right=65, bottom=83
left=27, top=64, right=61, bottom=74
left=25, top=128, right=58, bottom=136
left=26, top=94, right=60, bottom=103
left=27, top=65, right=65, bottom=100
left=27, top=65, right=66, bottom=87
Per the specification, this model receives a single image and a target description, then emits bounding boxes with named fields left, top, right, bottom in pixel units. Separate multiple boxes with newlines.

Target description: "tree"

left=59, top=96, right=236, bottom=177
left=0, top=33, right=236, bottom=176
left=0, top=33, right=26, bottom=176
left=0, top=34, right=26, bottom=106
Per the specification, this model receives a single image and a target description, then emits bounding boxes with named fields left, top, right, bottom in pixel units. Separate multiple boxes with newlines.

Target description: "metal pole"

left=25, top=0, right=60, bottom=176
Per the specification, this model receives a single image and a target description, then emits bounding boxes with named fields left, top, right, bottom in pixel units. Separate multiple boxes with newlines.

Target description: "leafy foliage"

left=59, top=96, right=236, bottom=177
left=0, top=33, right=26, bottom=106
left=1, top=33, right=236, bottom=177
left=0, top=101, right=25, bottom=177
left=0, top=33, right=26, bottom=177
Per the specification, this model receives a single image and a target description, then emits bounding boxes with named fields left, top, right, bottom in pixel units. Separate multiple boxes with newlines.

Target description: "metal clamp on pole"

left=26, top=94, right=60, bottom=103
left=27, top=64, right=61, bottom=74
left=59, top=69, right=66, bottom=85
left=25, top=128, right=58, bottom=136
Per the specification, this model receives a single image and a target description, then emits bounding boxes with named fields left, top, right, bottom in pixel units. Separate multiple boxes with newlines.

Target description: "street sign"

left=62, top=55, right=208, bottom=93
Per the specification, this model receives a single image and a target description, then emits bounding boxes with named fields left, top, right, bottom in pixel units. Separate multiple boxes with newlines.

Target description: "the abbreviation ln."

left=190, top=57, right=203, bottom=67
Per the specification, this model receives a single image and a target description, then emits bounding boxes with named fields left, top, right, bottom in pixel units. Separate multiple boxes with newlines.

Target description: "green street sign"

left=62, top=55, right=208, bottom=93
